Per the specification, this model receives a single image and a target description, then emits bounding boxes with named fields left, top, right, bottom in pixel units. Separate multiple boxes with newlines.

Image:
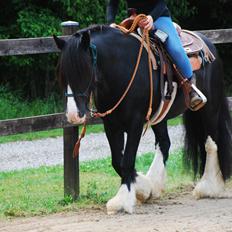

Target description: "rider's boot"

left=182, top=74, right=207, bottom=111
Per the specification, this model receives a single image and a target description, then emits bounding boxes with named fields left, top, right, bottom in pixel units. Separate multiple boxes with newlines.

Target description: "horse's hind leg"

left=148, top=121, right=170, bottom=198
left=193, top=136, right=225, bottom=199
left=183, top=107, right=226, bottom=199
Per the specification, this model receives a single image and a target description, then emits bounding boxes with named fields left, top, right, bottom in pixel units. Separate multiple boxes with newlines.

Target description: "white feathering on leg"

left=146, top=147, right=166, bottom=198
left=193, top=136, right=225, bottom=199
left=134, top=173, right=153, bottom=203
left=106, top=184, right=136, bottom=215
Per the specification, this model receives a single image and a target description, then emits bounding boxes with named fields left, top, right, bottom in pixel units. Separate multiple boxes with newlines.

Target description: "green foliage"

left=0, top=86, right=62, bottom=120
left=0, top=0, right=232, bottom=102
left=166, top=0, right=196, bottom=22
left=73, top=0, right=106, bottom=28
left=17, top=8, right=61, bottom=37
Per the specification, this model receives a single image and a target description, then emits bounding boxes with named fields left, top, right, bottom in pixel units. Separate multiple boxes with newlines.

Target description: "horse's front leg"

left=104, top=120, right=124, bottom=177
left=106, top=118, right=144, bottom=215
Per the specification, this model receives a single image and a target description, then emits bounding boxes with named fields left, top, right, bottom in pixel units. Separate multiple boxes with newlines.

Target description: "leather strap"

left=94, top=14, right=154, bottom=121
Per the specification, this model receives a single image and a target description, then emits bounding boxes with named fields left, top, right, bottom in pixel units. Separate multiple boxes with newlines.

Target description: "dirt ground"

left=1, top=189, right=232, bottom=232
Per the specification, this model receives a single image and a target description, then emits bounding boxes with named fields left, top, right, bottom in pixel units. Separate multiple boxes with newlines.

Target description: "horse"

left=54, top=24, right=232, bottom=214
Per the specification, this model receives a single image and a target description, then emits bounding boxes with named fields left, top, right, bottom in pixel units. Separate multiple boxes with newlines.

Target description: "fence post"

left=61, top=21, right=80, bottom=200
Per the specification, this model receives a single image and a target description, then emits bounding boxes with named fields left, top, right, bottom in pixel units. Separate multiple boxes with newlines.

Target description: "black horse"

left=54, top=25, right=232, bottom=214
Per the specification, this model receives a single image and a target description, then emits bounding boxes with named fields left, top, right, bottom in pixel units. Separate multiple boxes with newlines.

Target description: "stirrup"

left=189, top=84, right=207, bottom=111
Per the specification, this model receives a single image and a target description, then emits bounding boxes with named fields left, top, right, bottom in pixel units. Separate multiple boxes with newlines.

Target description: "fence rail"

left=0, top=113, right=101, bottom=136
left=1, top=29, right=232, bottom=57
left=0, top=26, right=232, bottom=200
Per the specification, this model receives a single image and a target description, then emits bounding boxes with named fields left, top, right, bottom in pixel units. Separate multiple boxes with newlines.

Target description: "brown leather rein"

left=73, top=14, right=154, bottom=158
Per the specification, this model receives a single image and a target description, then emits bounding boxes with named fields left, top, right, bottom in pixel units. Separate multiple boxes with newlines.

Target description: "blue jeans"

left=154, top=17, right=193, bottom=79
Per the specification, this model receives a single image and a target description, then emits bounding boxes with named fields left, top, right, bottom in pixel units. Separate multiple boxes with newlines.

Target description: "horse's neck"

left=92, top=28, right=161, bottom=112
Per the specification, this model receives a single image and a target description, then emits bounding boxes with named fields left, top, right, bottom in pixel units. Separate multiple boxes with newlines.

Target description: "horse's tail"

left=183, top=67, right=232, bottom=180
left=183, top=97, right=232, bottom=180
left=217, top=96, right=232, bottom=179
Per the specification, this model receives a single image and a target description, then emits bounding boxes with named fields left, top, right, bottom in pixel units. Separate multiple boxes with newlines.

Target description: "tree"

left=0, top=0, right=232, bottom=99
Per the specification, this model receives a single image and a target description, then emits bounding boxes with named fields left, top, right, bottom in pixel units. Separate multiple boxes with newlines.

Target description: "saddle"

left=113, top=15, right=214, bottom=125
left=119, top=17, right=215, bottom=72
left=174, top=23, right=215, bottom=71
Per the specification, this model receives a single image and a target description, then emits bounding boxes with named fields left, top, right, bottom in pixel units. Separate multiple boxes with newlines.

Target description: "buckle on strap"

left=90, top=43, right=97, bottom=66
left=64, top=92, right=74, bottom=97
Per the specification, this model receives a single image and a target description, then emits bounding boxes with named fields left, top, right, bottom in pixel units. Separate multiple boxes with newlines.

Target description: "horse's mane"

left=57, top=25, right=111, bottom=90
left=73, top=24, right=113, bottom=37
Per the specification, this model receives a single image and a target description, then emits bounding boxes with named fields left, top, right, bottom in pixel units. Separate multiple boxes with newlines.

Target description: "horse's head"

left=54, top=31, right=94, bottom=125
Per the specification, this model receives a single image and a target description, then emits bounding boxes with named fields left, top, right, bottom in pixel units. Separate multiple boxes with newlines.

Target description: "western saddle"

left=112, top=14, right=215, bottom=113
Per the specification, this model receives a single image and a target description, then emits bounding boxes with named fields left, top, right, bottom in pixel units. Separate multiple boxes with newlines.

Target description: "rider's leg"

left=153, top=16, right=204, bottom=109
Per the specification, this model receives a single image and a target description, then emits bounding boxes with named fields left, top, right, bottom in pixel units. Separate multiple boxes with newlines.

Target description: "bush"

left=0, top=0, right=232, bottom=100
left=0, top=86, right=62, bottom=120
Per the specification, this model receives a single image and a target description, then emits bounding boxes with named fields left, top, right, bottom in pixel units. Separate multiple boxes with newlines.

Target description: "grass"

left=168, top=116, right=182, bottom=126
left=0, top=124, right=104, bottom=144
left=0, top=149, right=192, bottom=218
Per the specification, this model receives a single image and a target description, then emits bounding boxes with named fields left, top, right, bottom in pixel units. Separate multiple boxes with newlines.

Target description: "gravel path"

left=0, top=125, right=184, bottom=172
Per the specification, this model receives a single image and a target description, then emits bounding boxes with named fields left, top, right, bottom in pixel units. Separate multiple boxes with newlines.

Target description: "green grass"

left=0, top=124, right=104, bottom=144
left=168, top=116, right=183, bottom=126
left=0, top=150, right=192, bottom=218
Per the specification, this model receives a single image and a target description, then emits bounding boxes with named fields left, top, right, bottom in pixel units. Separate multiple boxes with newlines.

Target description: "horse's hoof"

left=135, top=173, right=152, bottom=203
left=106, top=196, right=133, bottom=215
left=106, top=184, right=135, bottom=215
left=106, top=197, right=123, bottom=215
left=192, top=187, right=203, bottom=200
left=150, top=188, right=163, bottom=199
left=193, top=178, right=224, bottom=199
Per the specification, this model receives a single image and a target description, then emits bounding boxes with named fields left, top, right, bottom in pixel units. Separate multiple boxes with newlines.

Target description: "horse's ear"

left=80, top=31, right=90, bottom=50
left=53, top=35, right=66, bottom=50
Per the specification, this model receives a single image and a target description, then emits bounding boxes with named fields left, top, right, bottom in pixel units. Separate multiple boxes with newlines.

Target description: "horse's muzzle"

left=66, top=111, right=86, bottom=125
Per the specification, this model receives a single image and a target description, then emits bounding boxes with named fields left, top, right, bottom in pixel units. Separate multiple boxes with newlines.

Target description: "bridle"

left=65, top=43, right=97, bottom=101
left=68, top=15, right=154, bottom=158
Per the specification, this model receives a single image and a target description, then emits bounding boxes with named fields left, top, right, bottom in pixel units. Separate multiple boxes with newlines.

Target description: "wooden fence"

left=0, top=22, right=232, bottom=199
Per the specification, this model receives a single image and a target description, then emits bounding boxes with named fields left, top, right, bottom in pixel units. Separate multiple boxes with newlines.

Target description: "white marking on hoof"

left=106, top=184, right=136, bottom=215
left=146, top=147, right=166, bottom=199
left=193, top=136, right=225, bottom=199
left=134, top=173, right=152, bottom=203
left=66, top=85, right=86, bottom=125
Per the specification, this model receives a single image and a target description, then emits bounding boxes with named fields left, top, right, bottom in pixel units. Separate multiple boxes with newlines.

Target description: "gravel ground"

left=0, top=125, right=184, bottom=172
